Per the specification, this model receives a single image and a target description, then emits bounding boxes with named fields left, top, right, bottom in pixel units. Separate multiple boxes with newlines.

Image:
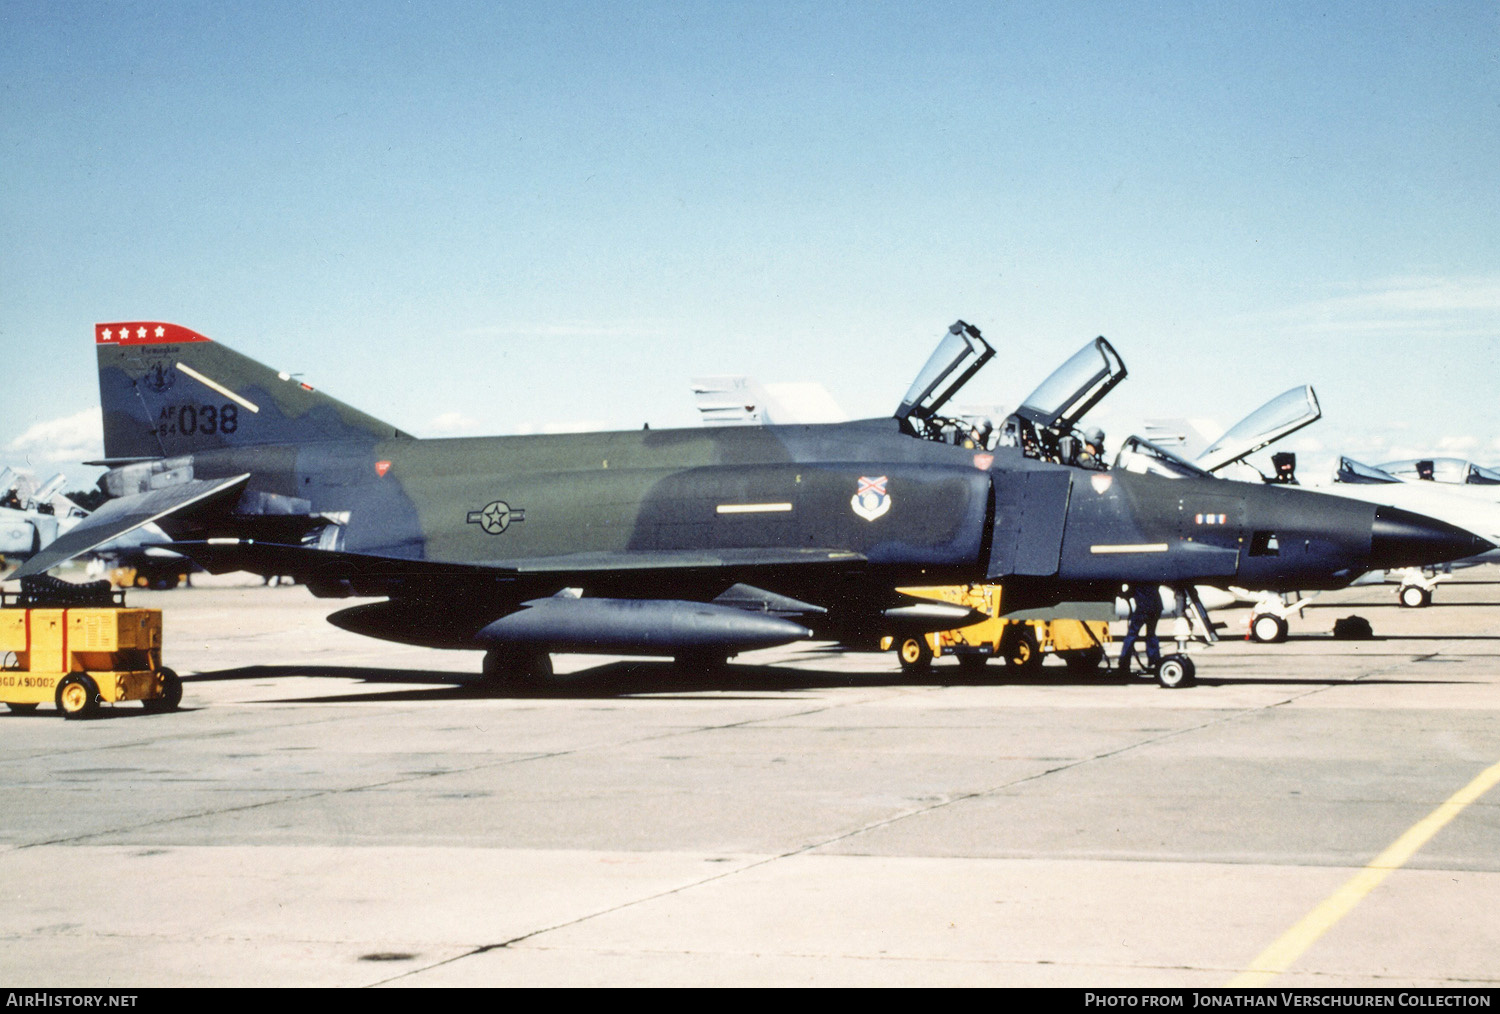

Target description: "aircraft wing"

left=10, top=474, right=251, bottom=579
left=165, top=540, right=868, bottom=586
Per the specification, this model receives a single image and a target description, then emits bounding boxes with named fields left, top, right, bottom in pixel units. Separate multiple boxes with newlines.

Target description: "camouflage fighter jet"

left=13, top=320, right=1491, bottom=680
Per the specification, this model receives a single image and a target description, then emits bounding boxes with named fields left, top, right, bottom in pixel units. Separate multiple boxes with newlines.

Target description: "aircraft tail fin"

left=95, top=322, right=413, bottom=459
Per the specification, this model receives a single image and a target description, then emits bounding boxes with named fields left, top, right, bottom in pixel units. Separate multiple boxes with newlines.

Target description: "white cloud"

left=1263, top=274, right=1500, bottom=339
left=426, top=411, right=482, bottom=436
left=5, top=408, right=103, bottom=465
left=458, top=321, right=668, bottom=340
left=510, top=419, right=611, bottom=435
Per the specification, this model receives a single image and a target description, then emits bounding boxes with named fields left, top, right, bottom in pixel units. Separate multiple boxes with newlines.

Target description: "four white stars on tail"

left=100, top=325, right=167, bottom=341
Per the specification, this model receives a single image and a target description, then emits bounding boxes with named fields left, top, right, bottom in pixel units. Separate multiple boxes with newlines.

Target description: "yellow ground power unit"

left=0, top=604, right=180, bottom=718
left=884, top=584, right=1111, bottom=675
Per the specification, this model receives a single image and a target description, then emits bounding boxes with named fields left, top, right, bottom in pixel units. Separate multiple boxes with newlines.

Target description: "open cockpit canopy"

left=1000, top=336, right=1125, bottom=469
left=1195, top=385, right=1320, bottom=475
left=1013, top=337, right=1125, bottom=433
left=894, top=320, right=995, bottom=439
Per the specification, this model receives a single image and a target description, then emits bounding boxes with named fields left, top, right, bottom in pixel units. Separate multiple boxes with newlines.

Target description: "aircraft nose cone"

left=1369, top=505, right=1496, bottom=569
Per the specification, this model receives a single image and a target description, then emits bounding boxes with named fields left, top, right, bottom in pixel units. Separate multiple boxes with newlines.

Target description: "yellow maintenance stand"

left=885, top=584, right=1111, bottom=675
left=0, top=590, right=180, bottom=719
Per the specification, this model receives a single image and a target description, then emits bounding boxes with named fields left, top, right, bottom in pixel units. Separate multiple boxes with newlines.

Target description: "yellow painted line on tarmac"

left=1229, top=757, right=1500, bottom=987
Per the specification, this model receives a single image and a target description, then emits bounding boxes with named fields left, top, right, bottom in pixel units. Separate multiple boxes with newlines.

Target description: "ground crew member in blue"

left=1118, top=583, right=1162, bottom=673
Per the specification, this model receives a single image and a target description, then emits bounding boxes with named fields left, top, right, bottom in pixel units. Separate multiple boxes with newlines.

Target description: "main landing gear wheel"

left=1001, top=627, right=1042, bottom=672
left=1249, top=613, right=1289, bottom=644
left=896, top=636, right=933, bottom=674
left=1155, top=654, right=1195, bottom=689
left=56, top=674, right=102, bottom=719
left=143, top=668, right=182, bottom=713
left=482, top=647, right=553, bottom=685
left=1398, top=585, right=1432, bottom=609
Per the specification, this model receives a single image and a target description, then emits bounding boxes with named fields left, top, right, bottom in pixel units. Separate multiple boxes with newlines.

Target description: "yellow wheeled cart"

left=0, top=597, right=180, bottom=718
left=883, top=584, right=1111, bottom=675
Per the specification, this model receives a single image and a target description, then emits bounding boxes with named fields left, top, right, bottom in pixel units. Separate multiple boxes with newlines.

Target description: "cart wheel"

left=896, top=636, right=933, bottom=674
left=1156, top=655, right=1195, bottom=689
left=143, top=668, right=182, bottom=712
left=1001, top=627, right=1042, bottom=672
left=1249, top=613, right=1288, bottom=643
left=56, top=674, right=102, bottom=719
left=5, top=702, right=39, bottom=713
left=1398, top=585, right=1431, bottom=609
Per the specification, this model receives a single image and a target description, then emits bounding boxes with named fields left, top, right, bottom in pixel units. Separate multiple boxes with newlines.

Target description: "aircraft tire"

left=1398, top=585, right=1432, bottom=609
left=1156, top=655, right=1194, bottom=689
left=896, top=636, right=933, bottom=674
left=143, top=668, right=182, bottom=712
left=56, top=674, right=101, bottom=719
left=1001, top=627, right=1042, bottom=672
left=1249, top=613, right=1288, bottom=644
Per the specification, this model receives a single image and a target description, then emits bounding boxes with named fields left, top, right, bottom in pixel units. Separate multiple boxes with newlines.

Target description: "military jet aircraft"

left=0, top=468, right=87, bottom=564
left=13, top=320, right=1490, bottom=680
left=1328, top=457, right=1500, bottom=605
left=1378, top=458, right=1500, bottom=487
left=0, top=465, right=191, bottom=589
left=1123, top=385, right=1500, bottom=629
left=692, top=376, right=848, bottom=427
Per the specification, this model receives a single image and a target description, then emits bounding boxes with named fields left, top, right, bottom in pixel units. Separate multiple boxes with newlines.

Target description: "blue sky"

left=3, top=1, right=1497, bottom=486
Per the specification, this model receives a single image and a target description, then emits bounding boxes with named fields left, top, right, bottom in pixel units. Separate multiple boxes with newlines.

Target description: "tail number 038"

left=155, top=403, right=240, bottom=436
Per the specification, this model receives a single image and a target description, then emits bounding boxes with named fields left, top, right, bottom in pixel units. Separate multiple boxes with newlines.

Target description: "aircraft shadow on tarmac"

left=182, top=661, right=1468, bottom=703
left=1307, top=599, right=1500, bottom=609
left=1281, top=633, right=1500, bottom=641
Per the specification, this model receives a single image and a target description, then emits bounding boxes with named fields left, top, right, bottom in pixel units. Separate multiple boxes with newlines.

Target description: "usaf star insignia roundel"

left=466, top=500, right=526, bottom=535
left=851, top=476, right=891, bottom=521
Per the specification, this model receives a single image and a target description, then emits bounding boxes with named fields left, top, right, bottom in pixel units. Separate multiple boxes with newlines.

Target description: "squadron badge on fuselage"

left=850, top=476, right=891, bottom=521
left=467, top=500, right=526, bottom=535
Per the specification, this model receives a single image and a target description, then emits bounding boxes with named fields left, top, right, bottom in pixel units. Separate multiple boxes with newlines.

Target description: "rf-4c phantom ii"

left=14, top=320, right=1490, bottom=681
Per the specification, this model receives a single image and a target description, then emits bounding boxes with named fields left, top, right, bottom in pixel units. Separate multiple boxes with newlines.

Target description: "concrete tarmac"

left=2, top=569, right=1499, bottom=987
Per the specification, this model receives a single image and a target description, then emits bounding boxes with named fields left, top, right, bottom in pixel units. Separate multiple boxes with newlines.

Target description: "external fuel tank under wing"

left=14, top=319, right=1490, bottom=678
